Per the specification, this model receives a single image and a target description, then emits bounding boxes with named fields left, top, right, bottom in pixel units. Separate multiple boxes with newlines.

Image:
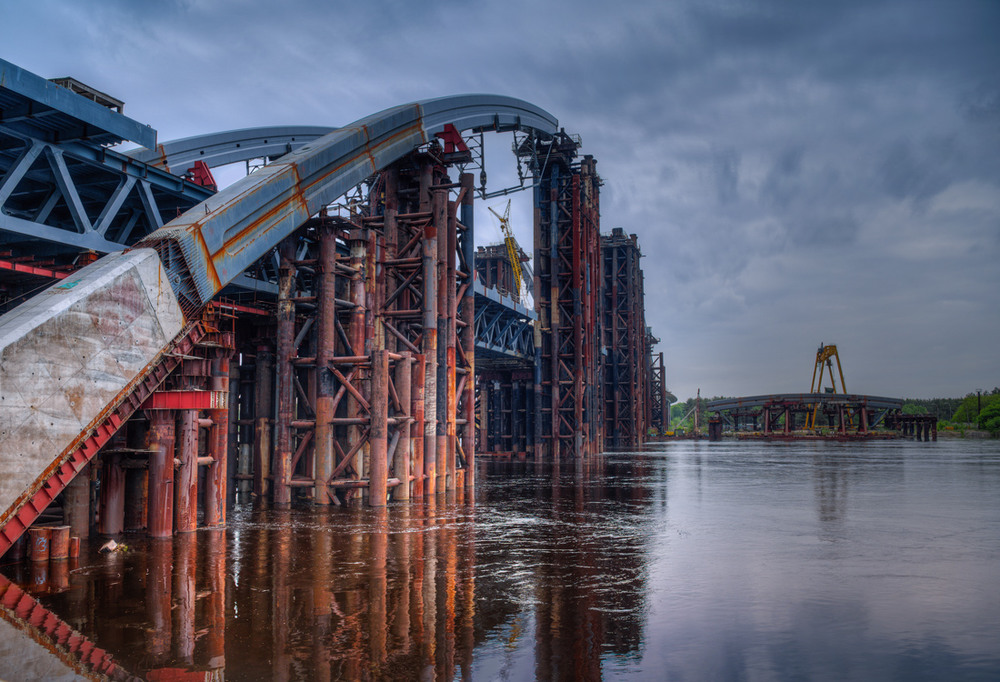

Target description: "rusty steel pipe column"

left=175, top=408, right=199, bottom=532
left=274, top=237, right=297, bottom=507
left=394, top=353, right=413, bottom=500
left=98, top=453, right=125, bottom=536
left=206, top=353, right=230, bottom=526
left=383, top=168, right=399, bottom=356
left=227, top=360, right=241, bottom=508
left=62, top=462, right=90, bottom=538
left=314, top=223, right=337, bottom=505
left=459, top=173, right=476, bottom=489
left=434, top=185, right=449, bottom=493
left=659, top=352, right=669, bottom=432
left=348, top=230, right=368, bottom=497
left=422, top=166, right=439, bottom=495
left=445, top=196, right=458, bottom=491
left=369, top=350, right=389, bottom=506
left=147, top=409, right=176, bottom=538
left=363, top=232, right=383, bottom=499
left=532, top=174, right=545, bottom=462
left=253, top=347, right=273, bottom=499
left=549, top=169, right=561, bottom=460
left=571, top=174, right=584, bottom=457
left=411, top=354, right=426, bottom=498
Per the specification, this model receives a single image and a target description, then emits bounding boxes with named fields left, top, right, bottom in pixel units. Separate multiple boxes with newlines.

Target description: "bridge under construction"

left=704, top=345, right=937, bottom=442
left=0, top=59, right=672, bottom=557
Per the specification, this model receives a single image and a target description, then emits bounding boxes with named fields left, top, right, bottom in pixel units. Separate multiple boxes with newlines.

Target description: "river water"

left=2, top=439, right=999, bottom=681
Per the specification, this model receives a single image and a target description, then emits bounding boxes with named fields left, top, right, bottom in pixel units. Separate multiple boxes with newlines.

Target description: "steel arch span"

left=135, top=96, right=557, bottom=310
left=0, top=94, right=557, bottom=551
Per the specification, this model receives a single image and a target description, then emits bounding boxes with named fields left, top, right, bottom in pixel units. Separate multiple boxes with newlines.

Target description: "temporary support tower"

left=524, top=132, right=603, bottom=459
left=600, top=228, right=651, bottom=448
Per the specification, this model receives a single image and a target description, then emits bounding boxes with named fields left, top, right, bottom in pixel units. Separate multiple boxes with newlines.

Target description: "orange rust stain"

left=214, top=187, right=308, bottom=262
left=195, top=229, right=221, bottom=293
left=154, top=118, right=427, bottom=302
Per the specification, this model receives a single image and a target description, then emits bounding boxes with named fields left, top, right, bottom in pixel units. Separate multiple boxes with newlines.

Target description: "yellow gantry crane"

left=489, top=200, right=522, bottom=300
left=807, top=343, right=847, bottom=429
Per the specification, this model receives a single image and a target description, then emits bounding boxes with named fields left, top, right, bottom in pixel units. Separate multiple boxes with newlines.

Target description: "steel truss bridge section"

left=705, top=393, right=904, bottom=440
left=0, top=59, right=214, bottom=255
left=473, top=280, right=536, bottom=363
left=0, top=70, right=558, bottom=554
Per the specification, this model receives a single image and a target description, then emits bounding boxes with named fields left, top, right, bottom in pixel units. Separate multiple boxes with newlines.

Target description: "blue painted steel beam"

left=134, top=95, right=557, bottom=309
left=0, top=58, right=156, bottom=148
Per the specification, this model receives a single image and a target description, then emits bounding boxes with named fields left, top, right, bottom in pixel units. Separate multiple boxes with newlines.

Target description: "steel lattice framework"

left=600, top=228, right=651, bottom=447
left=523, top=132, right=602, bottom=458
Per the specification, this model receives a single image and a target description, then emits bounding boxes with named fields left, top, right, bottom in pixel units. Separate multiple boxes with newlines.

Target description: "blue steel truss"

left=0, top=59, right=213, bottom=254
left=474, top=280, right=535, bottom=362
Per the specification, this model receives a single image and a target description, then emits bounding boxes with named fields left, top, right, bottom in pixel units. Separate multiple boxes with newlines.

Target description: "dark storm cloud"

left=2, top=0, right=998, bottom=398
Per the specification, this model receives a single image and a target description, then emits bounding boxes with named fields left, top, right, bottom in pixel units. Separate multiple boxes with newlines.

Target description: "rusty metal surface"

left=134, top=96, right=556, bottom=311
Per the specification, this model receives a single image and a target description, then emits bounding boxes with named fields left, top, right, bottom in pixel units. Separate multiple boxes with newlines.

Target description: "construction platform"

left=705, top=393, right=937, bottom=441
left=0, top=59, right=672, bottom=558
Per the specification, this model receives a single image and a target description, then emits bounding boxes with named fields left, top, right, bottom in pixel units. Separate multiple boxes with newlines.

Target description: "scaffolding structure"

left=524, top=132, right=603, bottom=459
left=229, top=149, right=478, bottom=507
left=600, top=228, right=651, bottom=448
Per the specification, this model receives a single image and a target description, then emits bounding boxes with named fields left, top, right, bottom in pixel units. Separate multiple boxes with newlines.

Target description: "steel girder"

left=706, top=393, right=903, bottom=412
left=0, top=58, right=155, bottom=148
left=474, top=280, right=536, bottom=361
left=134, top=96, right=557, bottom=312
left=0, top=126, right=213, bottom=253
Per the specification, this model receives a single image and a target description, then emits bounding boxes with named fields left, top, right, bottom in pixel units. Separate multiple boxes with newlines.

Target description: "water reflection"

left=476, top=457, right=654, bottom=681
left=1, top=441, right=998, bottom=680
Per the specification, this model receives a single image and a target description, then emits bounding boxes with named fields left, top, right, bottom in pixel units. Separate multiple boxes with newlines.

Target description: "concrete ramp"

left=0, top=250, right=183, bottom=544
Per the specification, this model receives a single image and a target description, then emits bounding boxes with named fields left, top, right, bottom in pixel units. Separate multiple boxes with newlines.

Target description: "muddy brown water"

left=2, top=439, right=999, bottom=681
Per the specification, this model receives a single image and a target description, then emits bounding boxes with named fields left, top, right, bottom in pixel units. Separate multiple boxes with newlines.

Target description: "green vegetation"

left=901, top=397, right=965, bottom=419
left=670, top=395, right=731, bottom=432
left=978, top=401, right=1000, bottom=434
left=949, top=390, right=1000, bottom=425
left=902, top=390, right=1000, bottom=436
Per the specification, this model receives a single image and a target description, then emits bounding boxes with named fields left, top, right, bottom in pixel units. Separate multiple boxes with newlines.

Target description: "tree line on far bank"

left=909, top=389, right=1000, bottom=435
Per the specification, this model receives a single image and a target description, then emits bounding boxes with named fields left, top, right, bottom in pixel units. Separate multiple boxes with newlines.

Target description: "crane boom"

left=489, top=200, right=522, bottom=300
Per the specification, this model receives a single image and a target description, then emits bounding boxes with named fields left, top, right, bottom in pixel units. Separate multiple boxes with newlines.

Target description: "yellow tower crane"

left=488, top=200, right=522, bottom=300
left=806, top=343, right=847, bottom=429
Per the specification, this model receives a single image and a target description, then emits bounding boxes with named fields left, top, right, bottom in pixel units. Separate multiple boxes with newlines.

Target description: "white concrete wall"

left=0, top=249, right=183, bottom=525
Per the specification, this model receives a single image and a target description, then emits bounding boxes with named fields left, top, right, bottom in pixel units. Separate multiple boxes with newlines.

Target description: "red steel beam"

left=143, top=390, right=228, bottom=410
left=0, top=258, right=69, bottom=280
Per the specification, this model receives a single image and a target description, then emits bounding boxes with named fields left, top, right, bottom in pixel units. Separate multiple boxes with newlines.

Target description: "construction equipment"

left=488, top=200, right=523, bottom=300
left=807, top=343, right=847, bottom=428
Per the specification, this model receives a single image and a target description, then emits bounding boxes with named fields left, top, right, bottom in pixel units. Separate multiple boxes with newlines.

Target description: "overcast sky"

left=4, top=0, right=998, bottom=400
